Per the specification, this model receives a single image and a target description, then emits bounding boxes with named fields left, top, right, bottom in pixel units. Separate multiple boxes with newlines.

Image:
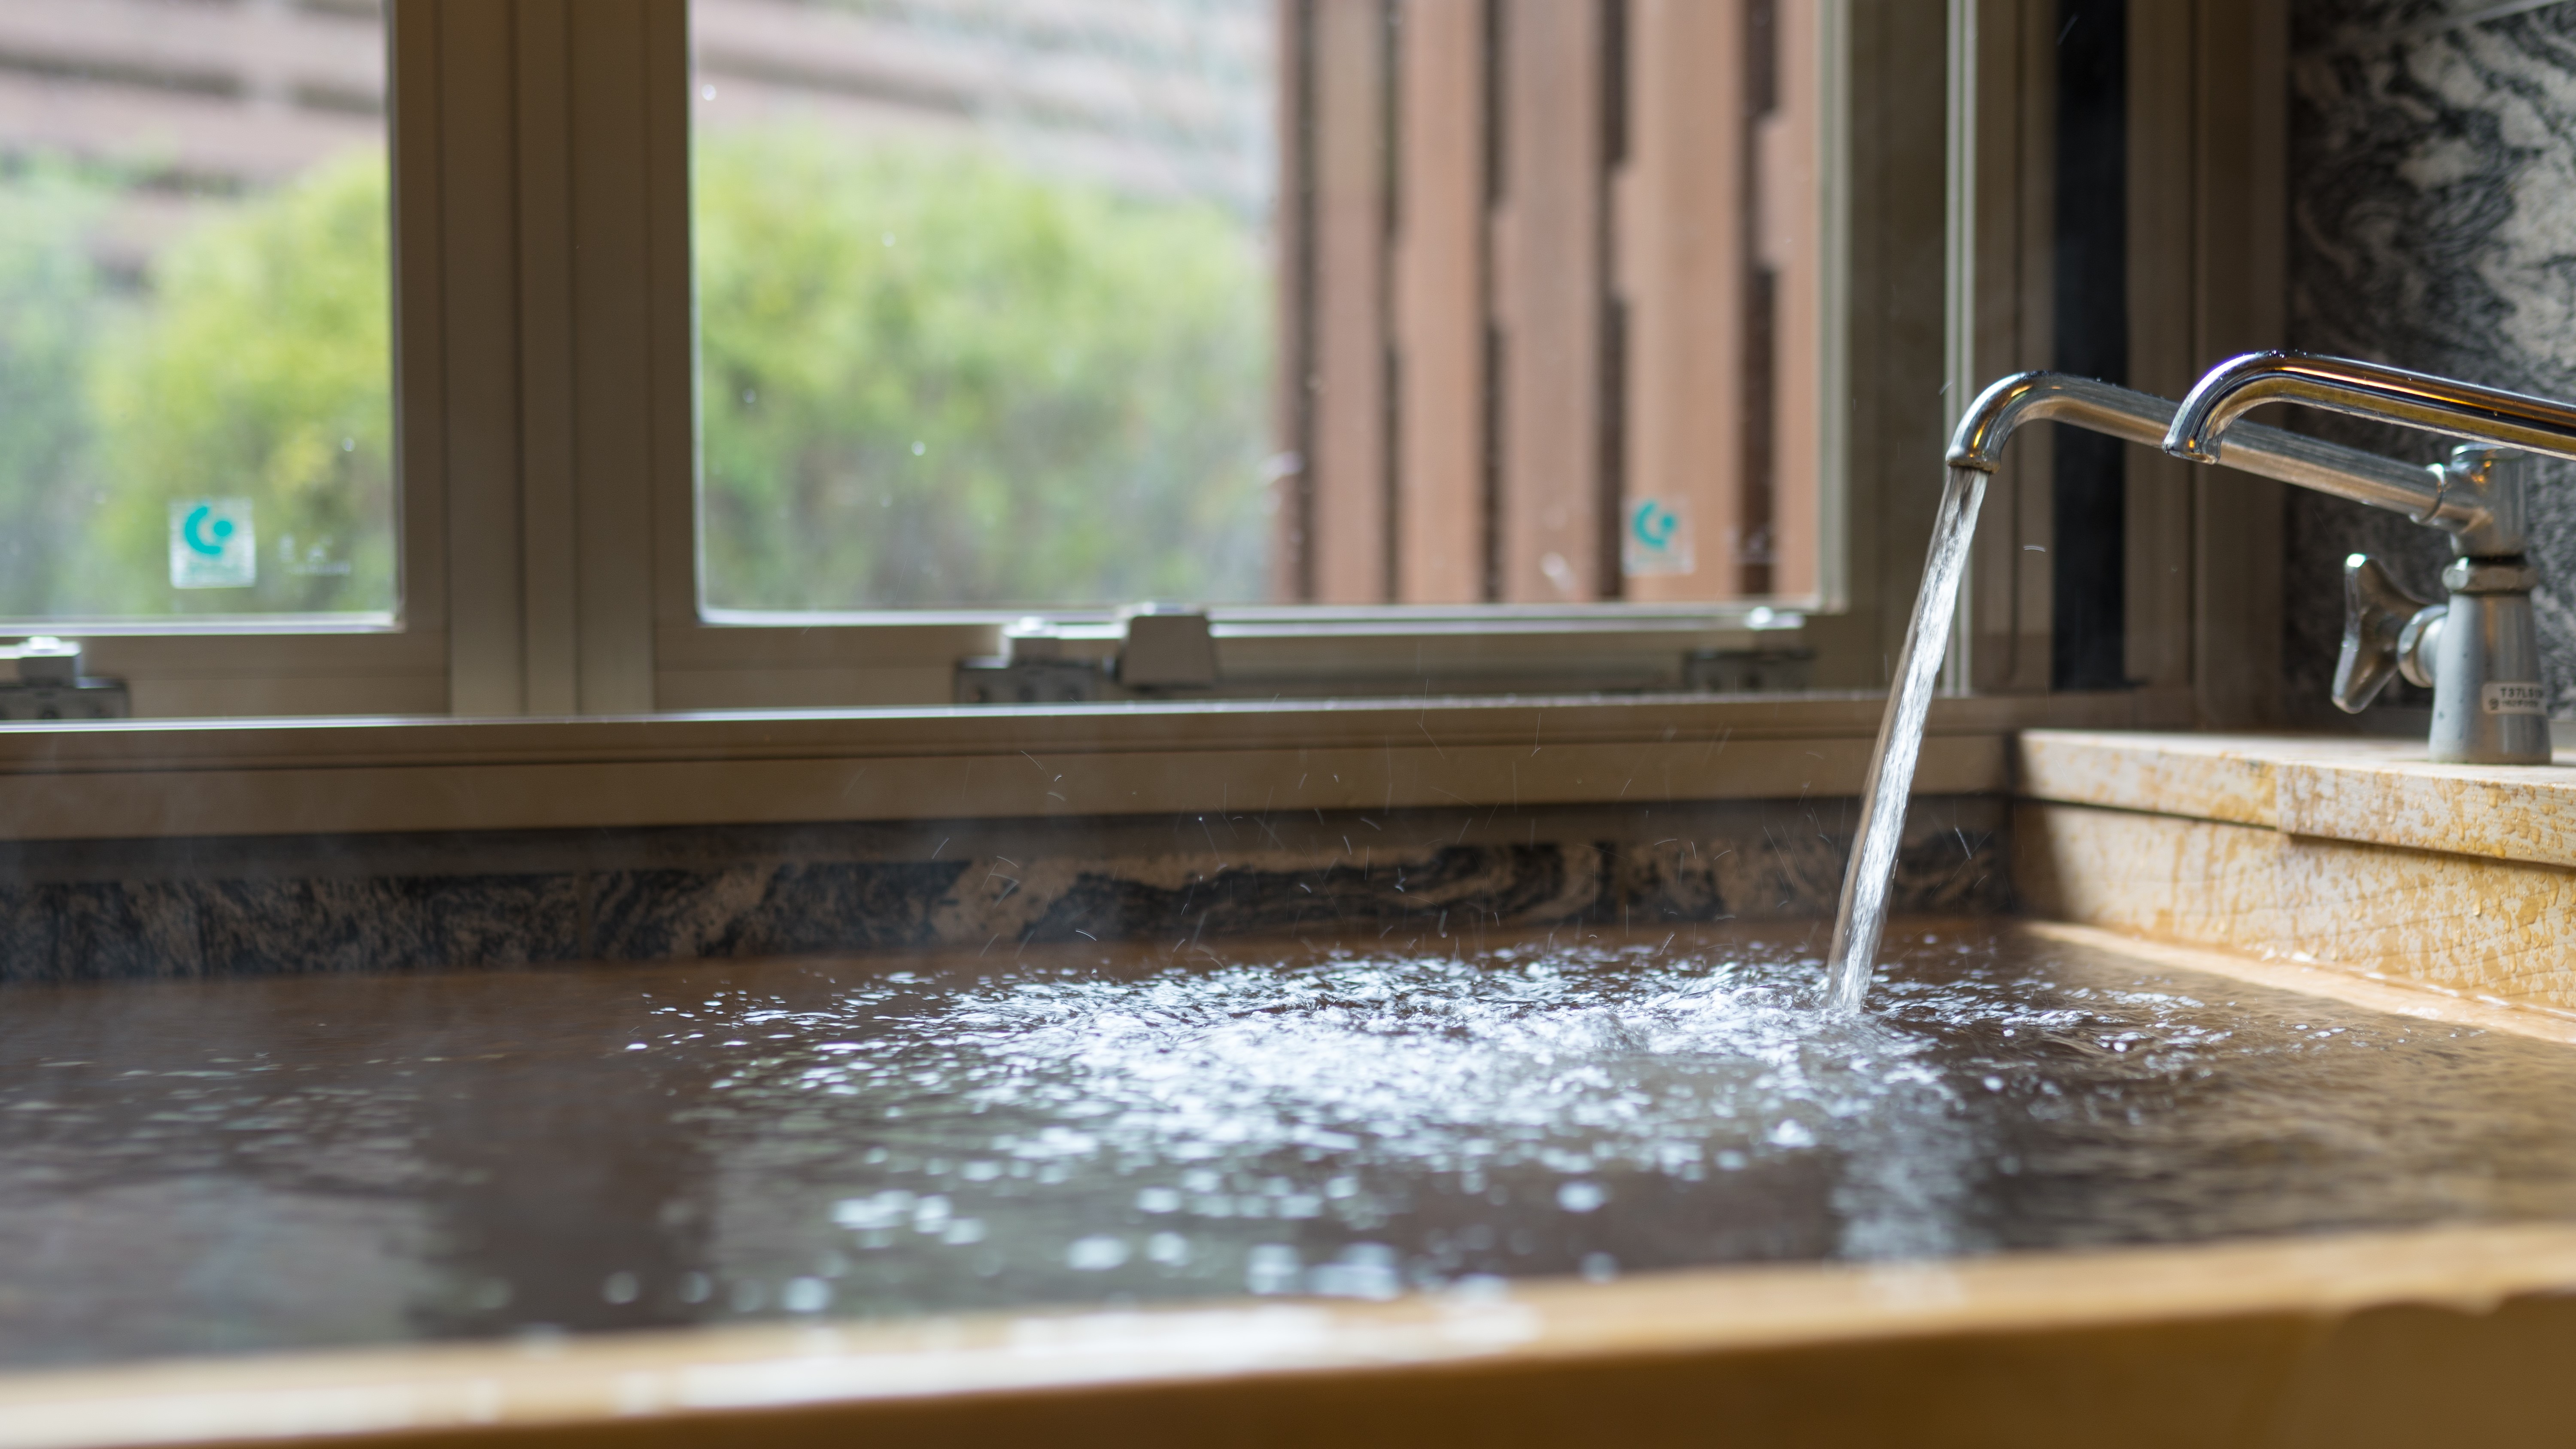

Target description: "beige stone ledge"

left=2017, top=730, right=2576, bottom=868
left=10, top=1219, right=2576, bottom=1448
left=2014, top=800, right=2576, bottom=1014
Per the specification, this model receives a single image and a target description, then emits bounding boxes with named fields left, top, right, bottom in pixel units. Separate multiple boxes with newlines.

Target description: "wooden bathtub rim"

left=7, top=1220, right=2576, bottom=1447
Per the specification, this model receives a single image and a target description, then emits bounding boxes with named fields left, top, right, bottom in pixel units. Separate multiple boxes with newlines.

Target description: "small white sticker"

left=169, top=499, right=256, bottom=589
left=2482, top=680, right=2546, bottom=716
left=1622, top=497, right=1693, bottom=577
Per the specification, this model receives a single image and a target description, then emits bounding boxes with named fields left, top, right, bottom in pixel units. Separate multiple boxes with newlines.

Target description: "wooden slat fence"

left=1277, top=0, right=1822, bottom=605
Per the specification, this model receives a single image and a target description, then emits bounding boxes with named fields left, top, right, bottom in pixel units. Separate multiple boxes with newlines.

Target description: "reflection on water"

left=7, top=923, right=2576, bottom=1369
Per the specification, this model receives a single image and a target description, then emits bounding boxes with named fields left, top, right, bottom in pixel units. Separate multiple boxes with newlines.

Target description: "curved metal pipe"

left=1949, top=370, right=2484, bottom=532
left=2166, top=349, right=2576, bottom=469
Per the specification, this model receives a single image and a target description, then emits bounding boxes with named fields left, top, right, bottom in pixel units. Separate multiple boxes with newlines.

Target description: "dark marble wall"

left=2287, top=1, right=2576, bottom=715
left=0, top=797, right=2008, bottom=984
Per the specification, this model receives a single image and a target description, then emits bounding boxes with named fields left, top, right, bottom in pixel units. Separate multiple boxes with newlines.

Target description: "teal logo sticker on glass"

left=169, top=499, right=256, bottom=589
left=1622, top=497, right=1692, bottom=577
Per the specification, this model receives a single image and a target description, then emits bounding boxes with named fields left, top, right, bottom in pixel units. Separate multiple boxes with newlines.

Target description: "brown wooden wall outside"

left=1276, top=0, right=1821, bottom=606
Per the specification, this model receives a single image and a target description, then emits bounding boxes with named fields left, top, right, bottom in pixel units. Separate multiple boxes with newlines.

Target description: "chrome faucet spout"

left=2166, top=350, right=2576, bottom=472
left=1948, top=371, right=2470, bottom=530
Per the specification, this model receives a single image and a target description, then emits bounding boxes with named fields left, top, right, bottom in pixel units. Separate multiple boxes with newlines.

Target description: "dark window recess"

left=2050, top=0, right=2129, bottom=692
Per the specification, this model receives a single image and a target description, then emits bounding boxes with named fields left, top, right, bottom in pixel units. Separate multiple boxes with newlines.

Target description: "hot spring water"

left=13, top=923, right=2576, bottom=1369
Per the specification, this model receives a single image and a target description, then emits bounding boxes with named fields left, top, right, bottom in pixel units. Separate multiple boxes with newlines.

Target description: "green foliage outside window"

left=0, top=154, right=395, bottom=618
left=0, top=168, right=114, bottom=618
left=694, top=127, right=1274, bottom=611
left=0, top=126, right=1273, bottom=621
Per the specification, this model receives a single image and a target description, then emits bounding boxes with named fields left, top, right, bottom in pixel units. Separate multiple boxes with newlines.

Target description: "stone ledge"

left=2014, top=800, right=2576, bottom=1013
left=2016, top=730, right=2576, bottom=868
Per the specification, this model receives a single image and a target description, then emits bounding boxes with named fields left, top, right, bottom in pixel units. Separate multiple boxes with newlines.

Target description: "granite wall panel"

left=2288, top=1, right=2576, bottom=714
left=0, top=798, right=2008, bottom=984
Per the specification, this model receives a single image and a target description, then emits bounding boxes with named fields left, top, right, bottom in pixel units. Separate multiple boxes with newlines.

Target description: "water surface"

left=7, top=922, right=2576, bottom=1370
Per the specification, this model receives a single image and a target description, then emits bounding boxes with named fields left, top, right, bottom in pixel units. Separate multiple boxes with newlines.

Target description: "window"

left=641, top=0, right=1885, bottom=709
left=0, top=3, right=2272, bottom=722
left=0, top=0, right=396, bottom=624
left=1288, top=0, right=1831, bottom=608
left=684, top=0, right=1831, bottom=622
left=691, top=0, right=1279, bottom=614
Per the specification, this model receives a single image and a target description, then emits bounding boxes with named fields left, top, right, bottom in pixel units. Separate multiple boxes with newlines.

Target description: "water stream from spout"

left=1822, top=465, right=1990, bottom=1012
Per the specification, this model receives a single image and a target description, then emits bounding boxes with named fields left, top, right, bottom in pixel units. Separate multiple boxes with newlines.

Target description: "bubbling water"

left=1824, top=465, right=1991, bottom=1011
left=11, top=923, right=2576, bottom=1370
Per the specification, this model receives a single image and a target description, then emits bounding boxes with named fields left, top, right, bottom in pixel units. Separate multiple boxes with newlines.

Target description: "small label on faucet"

left=2482, top=681, right=2546, bottom=716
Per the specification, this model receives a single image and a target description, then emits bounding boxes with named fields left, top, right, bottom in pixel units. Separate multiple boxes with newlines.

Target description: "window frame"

left=0, top=0, right=449, bottom=718
left=641, top=0, right=1862, bottom=711
left=0, top=0, right=2291, bottom=729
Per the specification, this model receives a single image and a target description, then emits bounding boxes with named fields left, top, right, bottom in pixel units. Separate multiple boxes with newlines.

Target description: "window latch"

left=1113, top=604, right=1216, bottom=691
left=954, top=606, right=1218, bottom=704
left=0, top=638, right=130, bottom=720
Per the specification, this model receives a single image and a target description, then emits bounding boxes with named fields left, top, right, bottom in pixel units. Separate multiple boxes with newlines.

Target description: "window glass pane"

left=0, top=0, right=395, bottom=623
left=692, top=1, right=1840, bottom=618
left=693, top=0, right=1278, bottom=613
left=1293, top=0, right=1829, bottom=609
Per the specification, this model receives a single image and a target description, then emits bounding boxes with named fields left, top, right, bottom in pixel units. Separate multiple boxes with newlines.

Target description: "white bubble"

left=1245, top=1243, right=1301, bottom=1294
left=1309, top=1244, right=1400, bottom=1300
left=1556, top=1180, right=1607, bottom=1213
left=1136, top=1186, right=1182, bottom=1214
left=832, top=1191, right=914, bottom=1231
left=781, top=1277, right=831, bottom=1312
left=601, top=1271, right=639, bottom=1305
left=1068, top=1235, right=1130, bottom=1271
left=943, top=1218, right=987, bottom=1245
left=1147, top=1231, right=1191, bottom=1266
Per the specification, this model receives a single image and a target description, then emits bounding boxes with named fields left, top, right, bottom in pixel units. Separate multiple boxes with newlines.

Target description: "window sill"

left=0, top=691, right=2188, bottom=842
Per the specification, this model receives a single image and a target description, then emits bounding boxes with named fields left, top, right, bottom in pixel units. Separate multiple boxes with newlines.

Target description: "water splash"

left=10, top=924, right=2576, bottom=1368
left=1823, top=465, right=1990, bottom=1012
